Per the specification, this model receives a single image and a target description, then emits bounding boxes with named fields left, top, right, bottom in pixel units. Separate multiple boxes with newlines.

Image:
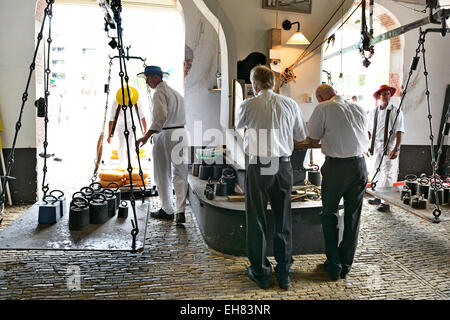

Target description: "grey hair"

left=250, top=65, right=275, bottom=90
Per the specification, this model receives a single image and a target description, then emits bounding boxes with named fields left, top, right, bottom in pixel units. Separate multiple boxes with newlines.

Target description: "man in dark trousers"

left=307, top=84, right=370, bottom=281
left=236, top=65, right=308, bottom=290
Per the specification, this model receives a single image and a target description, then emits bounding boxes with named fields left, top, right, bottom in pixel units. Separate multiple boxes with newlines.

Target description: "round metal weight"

left=444, top=187, right=450, bottom=204
left=69, top=197, right=90, bottom=231
left=216, top=178, right=228, bottom=196
left=405, top=181, right=418, bottom=196
left=106, top=182, right=121, bottom=210
left=221, top=168, right=236, bottom=195
left=403, top=194, right=411, bottom=205
left=213, top=165, right=224, bottom=180
left=102, top=188, right=117, bottom=217
left=428, top=188, right=443, bottom=205
left=199, top=165, right=214, bottom=180
left=401, top=188, right=411, bottom=201
left=418, top=184, right=430, bottom=199
left=192, top=164, right=201, bottom=177
left=89, top=193, right=108, bottom=224
left=118, top=201, right=128, bottom=219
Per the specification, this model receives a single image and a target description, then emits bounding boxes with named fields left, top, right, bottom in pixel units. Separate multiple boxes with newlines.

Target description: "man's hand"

left=389, top=149, right=399, bottom=160
left=136, top=135, right=150, bottom=148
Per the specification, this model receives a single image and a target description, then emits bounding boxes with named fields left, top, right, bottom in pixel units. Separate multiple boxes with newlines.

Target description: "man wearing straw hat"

left=367, top=84, right=405, bottom=212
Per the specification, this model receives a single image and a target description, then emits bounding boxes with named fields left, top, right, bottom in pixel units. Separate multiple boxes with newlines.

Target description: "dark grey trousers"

left=320, top=156, right=367, bottom=274
left=245, top=161, right=293, bottom=278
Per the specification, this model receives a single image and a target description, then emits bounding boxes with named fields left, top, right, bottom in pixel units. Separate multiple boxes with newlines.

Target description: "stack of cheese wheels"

left=123, top=167, right=150, bottom=188
left=110, top=149, right=146, bottom=160
left=98, top=168, right=125, bottom=188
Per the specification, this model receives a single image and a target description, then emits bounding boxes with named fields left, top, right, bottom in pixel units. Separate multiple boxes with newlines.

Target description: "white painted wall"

left=0, top=0, right=37, bottom=149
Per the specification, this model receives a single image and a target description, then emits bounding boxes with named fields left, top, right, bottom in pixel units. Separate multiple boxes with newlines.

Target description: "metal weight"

left=205, top=178, right=215, bottom=195
left=199, top=165, right=214, bottom=180
left=405, top=174, right=418, bottom=196
left=89, top=182, right=103, bottom=194
left=192, top=163, right=201, bottom=177
left=69, top=197, right=90, bottom=231
left=80, top=186, right=95, bottom=202
left=50, top=189, right=66, bottom=218
left=118, top=200, right=128, bottom=219
left=213, top=165, right=224, bottom=180
left=428, top=188, right=443, bottom=205
left=403, top=193, right=411, bottom=205
left=38, top=194, right=60, bottom=224
left=221, top=168, right=236, bottom=195
left=400, top=186, right=411, bottom=201
left=89, top=193, right=109, bottom=224
left=216, top=178, right=228, bottom=196
left=106, top=182, right=121, bottom=210
left=102, top=188, right=117, bottom=217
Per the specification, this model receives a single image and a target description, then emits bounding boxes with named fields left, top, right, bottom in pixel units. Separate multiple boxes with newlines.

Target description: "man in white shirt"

left=368, top=84, right=405, bottom=212
left=137, top=66, right=189, bottom=225
left=236, top=65, right=308, bottom=290
left=307, top=84, right=369, bottom=281
left=107, top=87, right=147, bottom=170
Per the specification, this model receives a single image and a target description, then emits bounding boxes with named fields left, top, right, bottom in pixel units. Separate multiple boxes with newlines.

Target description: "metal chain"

left=420, top=28, right=442, bottom=222
left=0, top=1, right=55, bottom=210
left=111, top=2, right=142, bottom=250
left=41, top=3, right=54, bottom=199
left=370, top=30, right=424, bottom=191
left=91, top=57, right=113, bottom=183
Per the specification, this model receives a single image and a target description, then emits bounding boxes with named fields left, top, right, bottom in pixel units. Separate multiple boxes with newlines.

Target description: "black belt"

left=325, top=155, right=364, bottom=161
left=250, top=156, right=291, bottom=163
left=162, top=126, right=185, bottom=130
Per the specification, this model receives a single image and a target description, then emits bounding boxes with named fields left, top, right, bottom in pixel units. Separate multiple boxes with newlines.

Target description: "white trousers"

left=117, top=127, right=139, bottom=170
left=372, top=140, right=399, bottom=188
left=152, top=129, right=189, bottom=215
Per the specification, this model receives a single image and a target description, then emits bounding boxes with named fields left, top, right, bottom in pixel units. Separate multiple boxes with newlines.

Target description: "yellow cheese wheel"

left=124, top=178, right=149, bottom=187
left=99, top=170, right=125, bottom=181
left=98, top=180, right=124, bottom=188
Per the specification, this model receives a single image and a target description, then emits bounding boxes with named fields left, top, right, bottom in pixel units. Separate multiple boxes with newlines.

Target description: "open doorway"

left=35, top=2, right=185, bottom=198
left=314, top=2, right=404, bottom=177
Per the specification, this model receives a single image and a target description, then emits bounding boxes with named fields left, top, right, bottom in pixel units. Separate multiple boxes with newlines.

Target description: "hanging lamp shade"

left=287, top=32, right=310, bottom=45
left=283, top=20, right=310, bottom=45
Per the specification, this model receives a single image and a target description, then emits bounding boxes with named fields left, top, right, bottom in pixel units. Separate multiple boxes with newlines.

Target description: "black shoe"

left=340, top=266, right=351, bottom=279
left=377, top=203, right=390, bottom=212
left=176, top=212, right=186, bottom=224
left=150, top=208, right=174, bottom=220
left=368, top=197, right=381, bottom=205
left=275, top=272, right=290, bottom=290
left=323, top=262, right=341, bottom=281
left=247, top=267, right=270, bottom=289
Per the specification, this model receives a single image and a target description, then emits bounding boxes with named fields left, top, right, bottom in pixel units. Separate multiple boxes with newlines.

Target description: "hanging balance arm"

left=323, top=8, right=450, bottom=62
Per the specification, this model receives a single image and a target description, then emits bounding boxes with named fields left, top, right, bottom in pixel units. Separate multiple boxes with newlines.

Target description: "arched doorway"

left=322, top=1, right=404, bottom=111
left=34, top=0, right=185, bottom=197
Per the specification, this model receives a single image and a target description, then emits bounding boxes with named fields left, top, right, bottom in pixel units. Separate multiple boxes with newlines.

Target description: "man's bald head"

left=315, top=84, right=337, bottom=102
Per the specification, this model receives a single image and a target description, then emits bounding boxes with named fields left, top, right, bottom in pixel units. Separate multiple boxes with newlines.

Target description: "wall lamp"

left=282, top=20, right=310, bottom=45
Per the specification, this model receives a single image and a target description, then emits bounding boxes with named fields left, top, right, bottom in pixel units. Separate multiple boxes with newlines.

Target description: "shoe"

left=323, top=262, right=341, bottom=281
left=368, top=197, right=381, bottom=205
left=376, top=203, right=390, bottom=212
left=275, top=272, right=290, bottom=290
left=340, top=266, right=351, bottom=279
left=176, top=212, right=186, bottom=224
left=150, top=208, right=174, bottom=220
left=247, top=267, right=270, bottom=289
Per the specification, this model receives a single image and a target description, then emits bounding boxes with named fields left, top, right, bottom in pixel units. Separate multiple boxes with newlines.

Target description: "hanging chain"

left=420, top=28, right=442, bottom=222
left=370, top=28, right=443, bottom=222
left=370, top=30, right=424, bottom=191
left=41, top=2, right=54, bottom=199
left=110, top=1, right=147, bottom=250
left=0, top=0, right=55, bottom=209
left=91, top=57, right=113, bottom=183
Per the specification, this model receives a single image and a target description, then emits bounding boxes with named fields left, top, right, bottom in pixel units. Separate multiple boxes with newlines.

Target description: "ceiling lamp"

left=282, top=20, right=310, bottom=45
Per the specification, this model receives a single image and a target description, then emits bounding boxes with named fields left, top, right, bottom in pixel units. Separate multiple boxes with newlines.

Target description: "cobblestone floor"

left=0, top=195, right=448, bottom=300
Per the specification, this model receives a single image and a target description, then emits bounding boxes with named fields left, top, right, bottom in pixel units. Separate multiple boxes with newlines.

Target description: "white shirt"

left=109, top=100, right=145, bottom=130
left=307, top=95, right=370, bottom=158
left=149, top=82, right=186, bottom=132
left=368, top=103, right=405, bottom=148
left=236, top=89, right=308, bottom=157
